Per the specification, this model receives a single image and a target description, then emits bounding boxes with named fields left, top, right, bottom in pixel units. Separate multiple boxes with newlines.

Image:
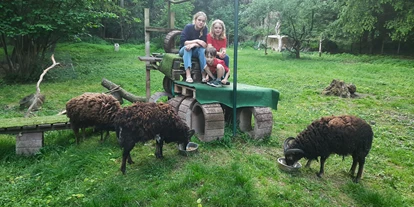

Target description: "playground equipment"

left=140, top=8, right=280, bottom=142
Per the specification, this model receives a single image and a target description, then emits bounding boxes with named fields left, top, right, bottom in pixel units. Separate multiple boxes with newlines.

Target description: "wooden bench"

left=0, top=116, right=71, bottom=155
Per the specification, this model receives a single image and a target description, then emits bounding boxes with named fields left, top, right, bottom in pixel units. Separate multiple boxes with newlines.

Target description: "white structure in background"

left=266, top=20, right=291, bottom=52
left=266, top=35, right=288, bottom=52
left=114, top=43, right=120, bottom=52
left=275, top=20, right=281, bottom=36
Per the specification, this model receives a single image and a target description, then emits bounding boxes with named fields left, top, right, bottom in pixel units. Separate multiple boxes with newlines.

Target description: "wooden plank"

left=145, top=27, right=177, bottom=33
left=0, top=122, right=71, bottom=134
left=23, top=125, right=38, bottom=130
left=174, top=84, right=196, bottom=98
left=50, top=123, right=72, bottom=130
left=0, top=115, right=69, bottom=129
left=38, top=124, right=53, bottom=129
left=138, top=56, right=163, bottom=62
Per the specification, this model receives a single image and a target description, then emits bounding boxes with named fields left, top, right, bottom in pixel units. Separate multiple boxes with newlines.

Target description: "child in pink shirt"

left=207, top=19, right=229, bottom=68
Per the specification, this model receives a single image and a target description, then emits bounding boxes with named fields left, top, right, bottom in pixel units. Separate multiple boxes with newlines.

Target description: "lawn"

left=0, top=42, right=413, bottom=206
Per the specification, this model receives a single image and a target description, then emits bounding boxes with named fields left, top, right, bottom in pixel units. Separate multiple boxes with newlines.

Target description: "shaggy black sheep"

left=283, top=115, right=373, bottom=183
left=114, top=102, right=195, bottom=174
left=66, top=93, right=121, bottom=144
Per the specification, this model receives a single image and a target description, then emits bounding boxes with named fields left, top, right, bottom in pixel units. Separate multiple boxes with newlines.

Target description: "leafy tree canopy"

left=0, top=0, right=118, bottom=81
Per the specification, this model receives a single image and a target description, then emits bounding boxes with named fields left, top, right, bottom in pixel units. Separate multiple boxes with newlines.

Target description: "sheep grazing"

left=113, top=102, right=195, bottom=174
left=66, top=93, right=121, bottom=144
left=283, top=115, right=373, bottom=183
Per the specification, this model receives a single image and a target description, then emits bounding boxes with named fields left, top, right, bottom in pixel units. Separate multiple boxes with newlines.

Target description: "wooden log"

left=101, top=78, right=146, bottom=103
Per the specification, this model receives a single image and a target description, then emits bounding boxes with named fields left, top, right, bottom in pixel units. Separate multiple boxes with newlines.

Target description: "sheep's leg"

left=121, top=143, right=135, bottom=174
left=104, top=130, right=110, bottom=140
left=100, top=130, right=110, bottom=142
left=99, top=130, right=104, bottom=142
left=81, top=127, right=86, bottom=142
left=127, top=154, right=134, bottom=164
left=72, top=126, right=80, bottom=144
left=349, top=155, right=358, bottom=177
left=317, top=156, right=327, bottom=178
left=305, top=159, right=313, bottom=168
left=155, top=135, right=164, bottom=158
left=155, top=141, right=164, bottom=158
left=354, top=157, right=366, bottom=183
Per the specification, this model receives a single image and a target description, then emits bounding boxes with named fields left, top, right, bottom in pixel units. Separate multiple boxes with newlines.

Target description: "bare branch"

left=25, top=54, right=60, bottom=117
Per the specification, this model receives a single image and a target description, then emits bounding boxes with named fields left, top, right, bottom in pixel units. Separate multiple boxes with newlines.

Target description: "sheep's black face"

left=284, top=155, right=298, bottom=166
left=186, top=129, right=195, bottom=141
left=284, top=149, right=304, bottom=166
left=178, top=129, right=194, bottom=146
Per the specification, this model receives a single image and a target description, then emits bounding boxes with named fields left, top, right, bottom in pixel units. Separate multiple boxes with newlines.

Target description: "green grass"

left=0, top=43, right=413, bottom=206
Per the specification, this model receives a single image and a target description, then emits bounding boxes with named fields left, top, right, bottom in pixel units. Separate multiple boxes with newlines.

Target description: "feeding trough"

left=277, top=157, right=302, bottom=172
left=178, top=142, right=199, bottom=156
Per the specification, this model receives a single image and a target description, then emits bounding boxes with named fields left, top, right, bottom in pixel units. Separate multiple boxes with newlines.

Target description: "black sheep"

left=283, top=115, right=373, bottom=183
left=66, top=93, right=121, bottom=144
left=114, top=102, right=195, bottom=174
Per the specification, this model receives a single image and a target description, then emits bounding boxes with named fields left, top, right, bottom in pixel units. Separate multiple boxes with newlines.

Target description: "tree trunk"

left=101, top=78, right=146, bottom=103
left=369, top=31, right=374, bottom=54
left=1, top=33, right=14, bottom=73
left=318, top=39, right=322, bottom=57
left=350, top=42, right=353, bottom=53
left=397, top=41, right=401, bottom=55
left=294, top=40, right=301, bottom=58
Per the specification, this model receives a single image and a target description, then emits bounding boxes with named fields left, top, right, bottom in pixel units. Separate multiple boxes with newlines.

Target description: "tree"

left=240, top=0, right=279, bottom=52
left=0, top=0, right=117, bottom=81
left=383, top=0, right=414, bottom=54
left=240, top=0, right=333, bottom=58
left=275, top=0, right=330, bottom=58
left=96, top=0, right=143, bottom=41
left=332, top=0, right=414, bottom=54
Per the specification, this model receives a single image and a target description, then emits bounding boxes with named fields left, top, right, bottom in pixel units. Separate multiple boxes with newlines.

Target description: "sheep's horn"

left=283, top=137, right=295, bottom=152
left=187, top=129, right=195, bottom=138
left=284, top=148, right=305, bottom=156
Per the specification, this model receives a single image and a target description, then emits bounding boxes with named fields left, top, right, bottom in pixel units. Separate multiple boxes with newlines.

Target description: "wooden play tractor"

left=138, top=31, right=279, bottom=142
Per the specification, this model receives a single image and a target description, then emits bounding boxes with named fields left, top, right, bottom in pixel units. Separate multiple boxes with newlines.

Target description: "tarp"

left=174, top=81, right=279, bottom=110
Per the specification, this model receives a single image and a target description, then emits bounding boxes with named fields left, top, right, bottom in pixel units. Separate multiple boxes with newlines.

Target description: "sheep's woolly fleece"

left=114, top=102, right=189, bottom=143
left=66, top=93, right=121, bottom=128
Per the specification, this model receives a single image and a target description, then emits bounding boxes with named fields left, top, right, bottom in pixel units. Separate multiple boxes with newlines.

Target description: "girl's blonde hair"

left=192, top=11, right=207, bottom=38
left=209, top=19, right=226, bottom=40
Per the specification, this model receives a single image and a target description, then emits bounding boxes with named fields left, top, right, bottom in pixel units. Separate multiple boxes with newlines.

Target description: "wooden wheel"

left=164, top=30, right=181, bottom=53
left=191, top=102, right=224, bottom=142
left=238, top=107, right=273, bottom=139
left=163, top=76, right=173, bottom=94
left=166, top=96, right=186, bottom=113
left=177, top=97, right=197, bottom=128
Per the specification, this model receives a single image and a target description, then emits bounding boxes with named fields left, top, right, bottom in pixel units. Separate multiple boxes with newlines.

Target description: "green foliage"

left=384, top=0, right=414, bottom=41
left=331, top=0, right=414, bottom=52
left=0, top=42, right=414, bottom=206
left=240, top=0, right=279, bottom=39
left=0, top=0, right=119, bottom=82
